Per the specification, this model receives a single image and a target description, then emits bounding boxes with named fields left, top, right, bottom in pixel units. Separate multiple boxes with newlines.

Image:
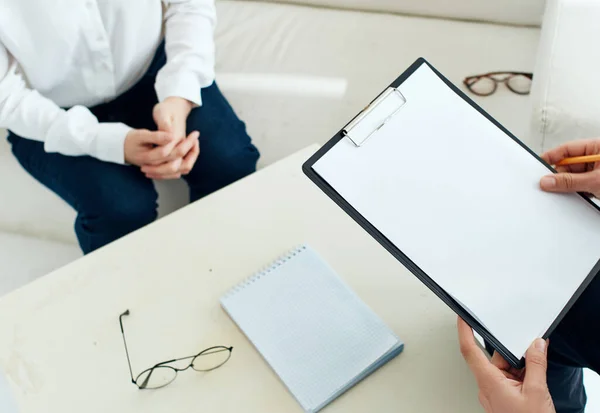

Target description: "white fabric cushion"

left=0, top=231, right=80, bottom=297
left=237, top=0, right=547, bottom=26
left=530, top=0, right=600, bottom=153
left=0, top=133, right=78, bottom=243
left=0, top=0, right=541, bottom=243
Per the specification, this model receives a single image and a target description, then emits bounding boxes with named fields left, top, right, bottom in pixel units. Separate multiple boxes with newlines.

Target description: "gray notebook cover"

left=221, top=245, right=403, bottom=413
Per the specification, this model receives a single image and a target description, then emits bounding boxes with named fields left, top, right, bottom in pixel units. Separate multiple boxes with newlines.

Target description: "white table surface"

left=0, top=146, right=481, bottom=413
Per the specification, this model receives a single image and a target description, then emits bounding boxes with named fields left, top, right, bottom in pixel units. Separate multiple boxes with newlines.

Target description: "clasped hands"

left=124, top=97, right=199, bottom=180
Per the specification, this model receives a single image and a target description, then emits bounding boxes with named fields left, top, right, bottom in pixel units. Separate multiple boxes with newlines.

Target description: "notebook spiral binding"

left=222, top=245, right=308, bottom=299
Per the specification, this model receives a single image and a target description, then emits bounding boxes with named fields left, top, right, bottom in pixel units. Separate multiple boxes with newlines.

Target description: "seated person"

left=459, top=137, right=600, bottom=413
left=0, top=0, right=259, bottom=254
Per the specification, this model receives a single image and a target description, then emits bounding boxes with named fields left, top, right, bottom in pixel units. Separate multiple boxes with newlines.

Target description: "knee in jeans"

left=75, top=189, right=158, bottom=254
left=92, top=194, right=158, bottom=231
left=218, top=144, right=260, bottom=183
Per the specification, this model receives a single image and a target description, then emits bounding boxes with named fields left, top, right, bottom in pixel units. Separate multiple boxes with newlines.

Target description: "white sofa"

left=1, top=0, right=545, bottom=293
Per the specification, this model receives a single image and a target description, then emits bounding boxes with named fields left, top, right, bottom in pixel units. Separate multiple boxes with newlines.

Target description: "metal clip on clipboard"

left=343, top=87, right=407, bottom=147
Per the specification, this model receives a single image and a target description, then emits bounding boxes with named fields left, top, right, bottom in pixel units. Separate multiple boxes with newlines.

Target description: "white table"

left=0, top=146, right=481, bottom=413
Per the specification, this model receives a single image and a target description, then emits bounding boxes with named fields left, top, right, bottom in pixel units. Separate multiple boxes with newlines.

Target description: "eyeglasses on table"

left=119, top=309, right=233, bottom=389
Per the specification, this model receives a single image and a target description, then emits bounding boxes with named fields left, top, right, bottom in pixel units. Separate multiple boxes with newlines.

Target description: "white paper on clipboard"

left=312, top=64, right=600, bottom=359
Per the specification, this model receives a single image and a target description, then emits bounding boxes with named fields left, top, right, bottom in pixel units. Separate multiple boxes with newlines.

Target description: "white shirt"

left=0, top=0, right=216, bottom=164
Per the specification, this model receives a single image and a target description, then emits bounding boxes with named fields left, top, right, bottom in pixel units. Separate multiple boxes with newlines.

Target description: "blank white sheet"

left=312, top=64, right=600, bottom=359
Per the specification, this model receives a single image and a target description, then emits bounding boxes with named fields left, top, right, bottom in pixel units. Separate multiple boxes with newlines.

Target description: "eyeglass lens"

left=192, top=346, right=233, bottom=371
left=468, top=76, right=497, bottom=96
left=136, top=366, right=178, bottom=390
left=506, top=74, right=531, bottom=94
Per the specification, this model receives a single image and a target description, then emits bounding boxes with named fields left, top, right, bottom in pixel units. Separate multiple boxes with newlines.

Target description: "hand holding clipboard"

left=540, top=139, right=600, bottom=199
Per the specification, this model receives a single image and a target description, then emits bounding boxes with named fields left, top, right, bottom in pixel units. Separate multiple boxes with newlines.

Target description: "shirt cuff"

left=93, top=123, right=132, bottom=164
left=155, top=72, right=203, bottom=107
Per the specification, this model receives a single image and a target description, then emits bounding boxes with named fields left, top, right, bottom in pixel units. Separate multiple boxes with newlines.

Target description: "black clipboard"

left=302, top=58, right=600, bottom=368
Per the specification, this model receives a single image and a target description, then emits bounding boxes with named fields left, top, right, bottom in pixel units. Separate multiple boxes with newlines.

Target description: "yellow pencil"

left=556, top=154, right=600, bottom=166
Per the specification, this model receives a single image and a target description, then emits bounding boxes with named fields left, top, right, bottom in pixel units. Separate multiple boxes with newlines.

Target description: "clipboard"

left=302, top=58, right=600, bottom=368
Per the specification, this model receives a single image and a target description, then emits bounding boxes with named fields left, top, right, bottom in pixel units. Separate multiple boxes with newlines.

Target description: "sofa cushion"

left=0, top=0, right=541, bottom=243
left=0, top=133, right=77, bottom=243
left=0, top=231, right=81, bottom=297
left=237, top=0, right=547, bottom=26
left=529, top=0, right=600, bottom=153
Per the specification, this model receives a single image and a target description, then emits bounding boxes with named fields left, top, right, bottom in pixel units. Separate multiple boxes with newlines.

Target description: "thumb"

left=152, top=104, right=172, bottom=131
left=540, top=172, right=599, bottom=194
left=523, top=338, right=549, bottom=392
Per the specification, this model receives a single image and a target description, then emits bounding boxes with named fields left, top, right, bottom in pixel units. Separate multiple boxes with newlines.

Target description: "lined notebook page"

left=221, top=246, right=402, bottom=413
left=312, top=64, right=600, bottom=359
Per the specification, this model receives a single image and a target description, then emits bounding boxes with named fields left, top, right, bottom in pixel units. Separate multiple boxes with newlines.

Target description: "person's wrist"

left=164, top=96, right=193, bottom=119
left=96, top=122, right=131, bottom=165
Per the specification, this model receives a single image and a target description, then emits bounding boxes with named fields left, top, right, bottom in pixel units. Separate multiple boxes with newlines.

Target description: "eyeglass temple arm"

left=119, top=310, right=136, bottom=384
left=464, top=71, right=533, bottom=81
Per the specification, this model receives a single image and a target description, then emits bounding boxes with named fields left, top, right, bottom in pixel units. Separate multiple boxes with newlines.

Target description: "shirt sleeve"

left=158, top=0, right=217, bottom=107
left=0, top=43, right=130, bottom=164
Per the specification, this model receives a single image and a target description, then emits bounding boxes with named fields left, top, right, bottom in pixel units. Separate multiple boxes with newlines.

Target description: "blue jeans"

left=8, top=44, right=259, bottom=254
left=544, top=271, right=600, bottom=413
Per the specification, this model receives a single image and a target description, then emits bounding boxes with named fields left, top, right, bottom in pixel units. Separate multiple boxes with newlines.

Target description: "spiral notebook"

left=221, top=245, right=404, bottom=413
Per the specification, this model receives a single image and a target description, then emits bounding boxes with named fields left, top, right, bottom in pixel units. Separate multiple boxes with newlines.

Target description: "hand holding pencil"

left=540, top=138, right=600, bottom=198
